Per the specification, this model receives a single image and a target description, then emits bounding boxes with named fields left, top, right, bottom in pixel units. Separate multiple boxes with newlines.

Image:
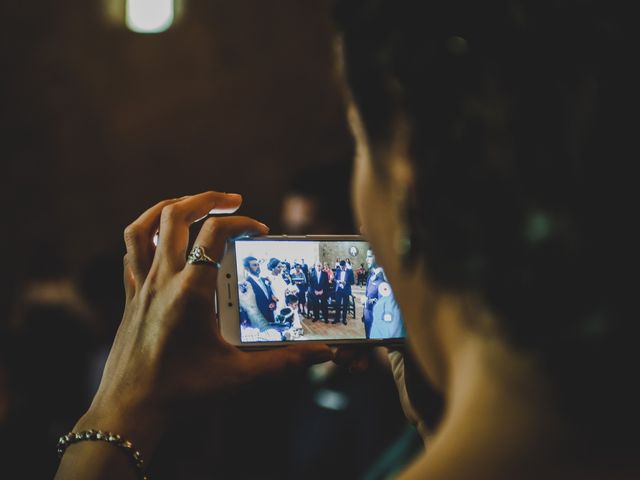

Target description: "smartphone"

left=216, top=235, right=406, bottom=348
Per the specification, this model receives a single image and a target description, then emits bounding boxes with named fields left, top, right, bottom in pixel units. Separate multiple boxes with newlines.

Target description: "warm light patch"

left=126, top=0, right=174, bottom=33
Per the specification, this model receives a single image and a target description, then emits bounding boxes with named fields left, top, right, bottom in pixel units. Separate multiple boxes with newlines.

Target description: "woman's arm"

left=55, top=192, right=333, bottom=479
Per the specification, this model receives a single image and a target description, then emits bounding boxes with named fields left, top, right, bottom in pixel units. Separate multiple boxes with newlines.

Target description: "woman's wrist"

left=55, top=397, right=166, bottom=480
left=75, top=393, right=167, bottom=459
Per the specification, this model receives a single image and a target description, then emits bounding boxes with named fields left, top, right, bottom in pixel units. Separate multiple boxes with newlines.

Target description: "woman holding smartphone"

left=56, top=1, right=637, bottom=479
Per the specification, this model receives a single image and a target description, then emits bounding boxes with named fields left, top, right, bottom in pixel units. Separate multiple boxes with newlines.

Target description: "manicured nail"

left=226, top=192, right=242, bottom=200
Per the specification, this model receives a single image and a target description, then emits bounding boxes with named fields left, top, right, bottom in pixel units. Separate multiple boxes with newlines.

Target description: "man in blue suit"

left=363, top=249, right=386, bottom=338
left=243, top=256, right=276, bottom=327
left=333, top=260, right=354, bottom=325
left=309, top=262, right=330, bottom=323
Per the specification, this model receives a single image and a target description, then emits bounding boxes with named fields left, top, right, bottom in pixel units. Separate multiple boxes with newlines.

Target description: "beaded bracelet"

left=57, top=429, right=149, bottom=480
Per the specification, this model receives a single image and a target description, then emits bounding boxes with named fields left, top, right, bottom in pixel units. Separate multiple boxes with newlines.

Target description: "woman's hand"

left=58, top=192, right=333, bottom=478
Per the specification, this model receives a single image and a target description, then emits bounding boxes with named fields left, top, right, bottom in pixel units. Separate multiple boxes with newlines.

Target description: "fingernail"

left=226, top=192, right=242, bottom=200
left=259, top=222, right=270, bottom=232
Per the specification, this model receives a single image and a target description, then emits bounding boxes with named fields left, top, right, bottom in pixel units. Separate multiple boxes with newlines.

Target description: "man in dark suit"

left=243, top=256, right=276, bottom=326
left=363, top=249, right=386, bottom=338
left=333, top=260, right=354, bottom=325
left=300, top=259, right=310, bottom=278
left=290, top=263, right=309, bottom=318
left=309, top=262, right=330, bottom=323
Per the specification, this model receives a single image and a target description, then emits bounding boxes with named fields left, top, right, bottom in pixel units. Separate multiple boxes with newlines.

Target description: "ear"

left=391, top=154, right=415, bottom=204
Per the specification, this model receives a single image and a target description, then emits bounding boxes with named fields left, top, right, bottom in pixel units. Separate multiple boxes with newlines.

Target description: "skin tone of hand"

left=55, top=192, right=333, bottom=480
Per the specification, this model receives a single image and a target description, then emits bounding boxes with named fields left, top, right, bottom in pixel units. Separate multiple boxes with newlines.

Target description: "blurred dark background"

left=1, top=0, right=353, bottom=311
left=0, top=1, right=413, bottom=478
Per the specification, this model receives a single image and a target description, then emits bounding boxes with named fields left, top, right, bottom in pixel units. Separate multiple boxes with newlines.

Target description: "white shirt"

left=267, top=273, right=289, bottom=314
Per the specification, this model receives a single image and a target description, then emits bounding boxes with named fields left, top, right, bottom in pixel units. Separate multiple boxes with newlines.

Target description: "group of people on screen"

left=238, top=248, right=406, bottom=340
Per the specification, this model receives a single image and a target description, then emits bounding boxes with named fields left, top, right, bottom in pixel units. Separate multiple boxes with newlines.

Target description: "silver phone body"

left=216, top=235, right=406, bottom=349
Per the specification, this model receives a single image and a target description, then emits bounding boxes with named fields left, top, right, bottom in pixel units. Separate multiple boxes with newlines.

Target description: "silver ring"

left=187, top=245, right=221, bottom=268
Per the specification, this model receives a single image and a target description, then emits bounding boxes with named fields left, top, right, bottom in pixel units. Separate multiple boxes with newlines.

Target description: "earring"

left=395, top=226, right=412, bottom=259
left=392, top=179, right=421, bottom=268
left=396, top=199, right=423, bottom=269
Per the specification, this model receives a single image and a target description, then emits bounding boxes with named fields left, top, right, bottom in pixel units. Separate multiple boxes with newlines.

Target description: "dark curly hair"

left=267, top=258, right=282, bottom=271
left=335, top=0, right=636, bottom=445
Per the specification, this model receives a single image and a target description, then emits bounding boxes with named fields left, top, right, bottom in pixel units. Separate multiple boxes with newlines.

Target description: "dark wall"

left=0, top=0, right=353, bottom=311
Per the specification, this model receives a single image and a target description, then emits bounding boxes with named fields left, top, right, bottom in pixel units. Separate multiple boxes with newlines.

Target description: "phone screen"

left=233, top=238, right=406, bottom=343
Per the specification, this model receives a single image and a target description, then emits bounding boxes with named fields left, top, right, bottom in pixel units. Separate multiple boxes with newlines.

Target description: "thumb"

left=243, top=344, right=334, bottom=380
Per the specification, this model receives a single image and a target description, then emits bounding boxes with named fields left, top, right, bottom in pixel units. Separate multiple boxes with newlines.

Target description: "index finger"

left=124, top=197, right=184, bottom=284
left=154, top=191, right=243, bottom=274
